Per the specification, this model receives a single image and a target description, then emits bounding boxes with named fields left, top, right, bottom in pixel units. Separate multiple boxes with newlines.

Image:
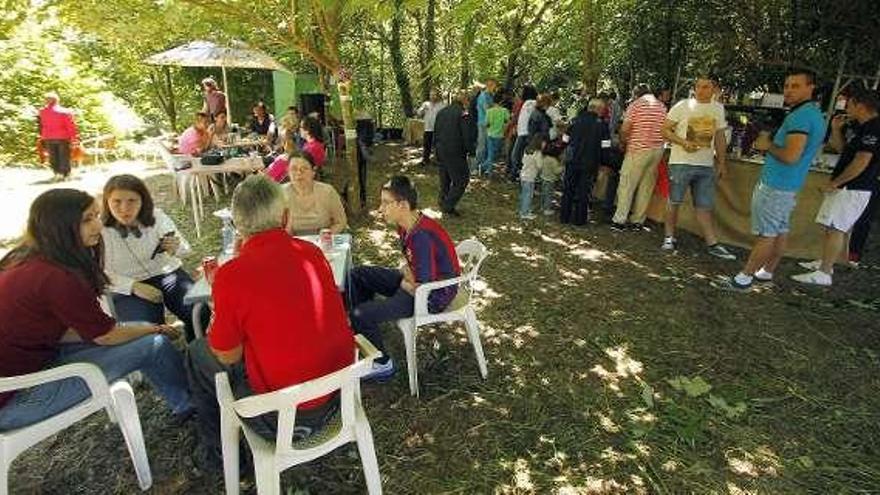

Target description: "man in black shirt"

left=435, top=90, right=476, bottom=216
left=792, top=87, right=880, bottom=286
left=560, top=98, right=609, bottom=225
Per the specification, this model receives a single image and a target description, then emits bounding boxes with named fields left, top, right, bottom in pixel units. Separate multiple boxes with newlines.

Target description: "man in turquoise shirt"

left=725, top=69, right=826, bottom=291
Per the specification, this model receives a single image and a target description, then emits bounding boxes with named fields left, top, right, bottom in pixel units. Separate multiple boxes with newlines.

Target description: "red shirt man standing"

left=186, top=174, right=354, bottom=472
left=38, top=92, right=79, bottom=181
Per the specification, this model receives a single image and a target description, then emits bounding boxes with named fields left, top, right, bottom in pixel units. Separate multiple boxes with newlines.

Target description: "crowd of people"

left=4, top=65, right=878, bottom=488
left=419, top=70, right=879, bottom=289
left=174, top=77, right=328, bottom=179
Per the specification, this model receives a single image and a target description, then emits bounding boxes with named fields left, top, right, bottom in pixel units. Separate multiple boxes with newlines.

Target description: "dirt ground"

left=4, top=145, right=880, bottom=494
left=0, top=161, right=168, bottom=252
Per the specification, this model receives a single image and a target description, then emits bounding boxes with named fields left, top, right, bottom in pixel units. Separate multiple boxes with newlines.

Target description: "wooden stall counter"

left=645, top=157, right=834, bottom=260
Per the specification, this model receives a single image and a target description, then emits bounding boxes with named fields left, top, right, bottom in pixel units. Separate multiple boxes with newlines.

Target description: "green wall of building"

left=272, top=71, right=341, bottom=119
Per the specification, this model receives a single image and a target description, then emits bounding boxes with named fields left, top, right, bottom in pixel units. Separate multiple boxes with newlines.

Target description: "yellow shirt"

left=284, top=181, right=348, bottom=235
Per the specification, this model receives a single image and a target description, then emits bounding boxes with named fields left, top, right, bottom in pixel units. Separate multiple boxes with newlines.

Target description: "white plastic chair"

left=0, top=363, right=152, bottom=494
left=216, top=335, right=383, bottom=495
left=155, top=140, right=195, bottom=204
left=396, top=238, right=490, bottom=397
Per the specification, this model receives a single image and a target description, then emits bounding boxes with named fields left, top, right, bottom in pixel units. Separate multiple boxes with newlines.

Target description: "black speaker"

left=299, top=93, right=326, bottom=126
left=356, top=118, right=375, bottom=145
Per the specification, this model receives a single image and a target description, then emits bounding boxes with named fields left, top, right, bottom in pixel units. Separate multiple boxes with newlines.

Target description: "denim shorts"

left=668, top=164, right=716, bottom=209
left=751, top=182, right=797, bottom=237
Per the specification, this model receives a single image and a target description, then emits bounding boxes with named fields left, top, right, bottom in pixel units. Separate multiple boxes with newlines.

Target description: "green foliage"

left=4, top=0, right=878, bottom=163
left=0, top=7, right=114, bottom=165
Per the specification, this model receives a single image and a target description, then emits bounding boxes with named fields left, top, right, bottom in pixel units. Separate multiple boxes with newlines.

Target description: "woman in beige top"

left=284, top=150, right=348, bottom=235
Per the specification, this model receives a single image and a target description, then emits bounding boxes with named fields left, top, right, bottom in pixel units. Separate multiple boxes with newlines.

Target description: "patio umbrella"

left=145, top=40, right=291, bottom=122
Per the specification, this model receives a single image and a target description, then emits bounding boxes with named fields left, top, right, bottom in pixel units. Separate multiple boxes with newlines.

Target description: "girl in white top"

left=101, top=174, right=206, bottom=341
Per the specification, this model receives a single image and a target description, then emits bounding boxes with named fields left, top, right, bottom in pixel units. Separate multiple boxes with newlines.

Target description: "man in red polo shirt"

left=185, top=175, right=354, bottom=472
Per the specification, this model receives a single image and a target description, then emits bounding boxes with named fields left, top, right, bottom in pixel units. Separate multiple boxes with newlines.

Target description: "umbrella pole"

left=222, top=65, right=232, bottom=125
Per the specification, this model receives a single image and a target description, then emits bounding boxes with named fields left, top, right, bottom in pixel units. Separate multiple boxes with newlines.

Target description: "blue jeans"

left=0, top=335, right=191, bottom=431
left=480, top=136, right=503, bottom=174
left=540, top=177, right=554, bottom=212
left=520, top=179, right=555, bottom=217
left=475, top=125, right=488, bottom=165
left=113, top=268, right=208, bottom=342
left=184, top=339, right=339, bottom=467
left=349, top=266, right=414, bottom=363
left=751, top=182, right=797, bottom=237
left=668, top=164, right=716, bottom=209
left=509, top=135, right=528, bottom=180
left=519, top=180, right=535, bottom=217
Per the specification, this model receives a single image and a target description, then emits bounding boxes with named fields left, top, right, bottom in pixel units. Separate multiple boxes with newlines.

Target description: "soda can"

left=202, top=256, right=219, bottom=284
left=320, top=228, right=333, bottom=251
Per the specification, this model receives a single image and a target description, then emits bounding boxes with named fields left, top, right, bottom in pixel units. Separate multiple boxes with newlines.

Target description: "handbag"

left=35, top=138, right=47, bottom=163
left=70, top=142, right=86, bottom=163
left=200, top=150, right=225, bottom=165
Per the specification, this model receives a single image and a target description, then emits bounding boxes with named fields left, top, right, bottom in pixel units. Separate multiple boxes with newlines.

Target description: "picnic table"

left=183, top=233, right=353, bottom=338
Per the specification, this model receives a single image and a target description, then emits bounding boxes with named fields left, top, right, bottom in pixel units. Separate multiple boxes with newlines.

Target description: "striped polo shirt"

left=624, top=94, right=667, bottom=152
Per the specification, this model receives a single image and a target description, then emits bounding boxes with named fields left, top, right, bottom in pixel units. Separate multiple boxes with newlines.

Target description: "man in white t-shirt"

left=660, top=76, right=736, bottom=260
left=417, top=89, right=447, bottom=166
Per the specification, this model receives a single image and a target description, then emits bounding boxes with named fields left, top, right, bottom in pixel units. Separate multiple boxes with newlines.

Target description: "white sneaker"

left=754, top=268, right=773, bottom=281
left=798, top=260, right=821, bottom=270
left=791, top=270, right=832, bottom=286
left=520, top=213, right=537, bottom=220
left=707, top=244, right=737, bottom=261
left=798, top=260, right=833, bottom=274
left=362, top=358, right=396, bottom=382
left=661, top=237, right=676, bottom=251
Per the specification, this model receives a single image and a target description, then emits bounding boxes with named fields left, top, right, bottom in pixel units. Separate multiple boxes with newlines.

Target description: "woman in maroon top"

left=0, top=189, right=192, bottom=431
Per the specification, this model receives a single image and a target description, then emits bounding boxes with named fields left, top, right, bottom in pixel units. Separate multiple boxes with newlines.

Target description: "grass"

left=8, top=143, right=880, bottom=494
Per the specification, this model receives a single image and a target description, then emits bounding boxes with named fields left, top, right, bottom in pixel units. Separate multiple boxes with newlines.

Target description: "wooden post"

left=222, top=65, right=232, bottom=125
left=337, top=75, right=362, bottom=212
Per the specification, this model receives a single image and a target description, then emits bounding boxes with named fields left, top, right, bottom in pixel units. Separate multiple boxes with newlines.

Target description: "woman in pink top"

left=264, top=135, right=297, bottom=183
left=299, top=116, right=326, bottom=168
left=177, top=113, right=211, bottom=156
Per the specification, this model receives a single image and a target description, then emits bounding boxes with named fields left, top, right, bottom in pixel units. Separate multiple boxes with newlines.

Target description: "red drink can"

left=202, top=256, right=219, bottom=284
left=320, top=228, right=333, bottom=251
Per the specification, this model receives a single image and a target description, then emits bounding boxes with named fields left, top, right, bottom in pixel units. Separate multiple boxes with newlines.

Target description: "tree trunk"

left=504, top=48, right=519, bottom=90
left=390, top=0, right=415, bottom=117
left=459, top=18, right=476, bottom=88
left=415, top=13, right=425, bottom=97
left=337, top=78, right=362, bottom=212
left=581, top=0, right=599, bottom=94
left=421, top=0, right=436, bottom=99
left=165, top=67, right=177, bottom=131
left=149, top=67, right=178, bottom=131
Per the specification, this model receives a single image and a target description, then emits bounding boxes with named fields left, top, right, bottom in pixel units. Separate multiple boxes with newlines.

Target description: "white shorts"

left=815, top=189, right=872, bottom=232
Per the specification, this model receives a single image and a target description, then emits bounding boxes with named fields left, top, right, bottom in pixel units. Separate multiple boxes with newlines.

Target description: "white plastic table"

left=184, top=156, right=265, bottom=238
left=183, top=233, right=352, bottom=338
